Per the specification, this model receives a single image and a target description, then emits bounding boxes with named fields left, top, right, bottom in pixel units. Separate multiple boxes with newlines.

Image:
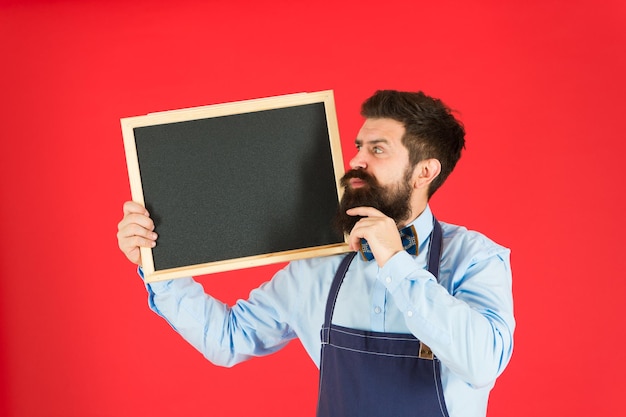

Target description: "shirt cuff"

left=137, top=265, right=172, bottom=293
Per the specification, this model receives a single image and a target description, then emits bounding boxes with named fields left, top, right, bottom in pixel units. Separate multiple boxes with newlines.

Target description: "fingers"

left=346, top=207, right=389, bottom=251
left=346, top=206, right=403, bottom=267
left=118, top=212, right=156, bottom=236
left=347, top=216, right=398, bottom=250
left=123, top=200, right=149, bottom=216
left=117, top=222, right=157, bottom=247
left=117, top=201, right=157, bottom=266
left=346, top=206, right=386, bottom=219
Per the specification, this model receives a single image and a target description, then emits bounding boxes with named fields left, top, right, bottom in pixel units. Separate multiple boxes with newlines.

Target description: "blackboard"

left=121, top=91, right=350, bottom=282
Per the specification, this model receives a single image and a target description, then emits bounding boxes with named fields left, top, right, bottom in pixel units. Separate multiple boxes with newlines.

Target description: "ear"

left=411, top=158, right=441, bottom=190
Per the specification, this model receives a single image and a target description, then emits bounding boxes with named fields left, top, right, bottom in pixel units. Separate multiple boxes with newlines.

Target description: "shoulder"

left=440, top=221, right=510, bottom=264
left=437, top=221, right=512, bottom=295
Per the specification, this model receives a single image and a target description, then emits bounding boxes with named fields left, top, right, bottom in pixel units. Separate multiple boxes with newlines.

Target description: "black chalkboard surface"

left=121, top=91, right=350, bottom=282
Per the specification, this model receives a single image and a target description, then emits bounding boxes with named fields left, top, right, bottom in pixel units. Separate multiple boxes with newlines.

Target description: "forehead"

left=356, top=118, right=406, bottom=145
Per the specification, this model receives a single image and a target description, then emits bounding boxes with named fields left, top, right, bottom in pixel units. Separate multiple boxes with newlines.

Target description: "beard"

left=334, top=168, right=413, bottom=235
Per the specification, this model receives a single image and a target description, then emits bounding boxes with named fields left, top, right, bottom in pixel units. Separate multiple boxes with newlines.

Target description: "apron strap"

left=323, top=219, right=443, bottom=329
left=428, top=219, right=443, bottom=279
left=322, top=251, right=357, bottom=333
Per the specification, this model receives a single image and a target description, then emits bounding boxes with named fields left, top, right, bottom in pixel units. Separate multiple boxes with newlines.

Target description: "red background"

left=1, top=0, right=625, bottom=416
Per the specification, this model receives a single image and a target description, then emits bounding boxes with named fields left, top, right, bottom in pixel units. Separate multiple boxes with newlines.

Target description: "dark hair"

left=360, top=90, right=466, bottom=198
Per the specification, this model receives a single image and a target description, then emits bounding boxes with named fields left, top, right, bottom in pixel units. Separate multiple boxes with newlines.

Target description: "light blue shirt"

left=144, top=205, right=515, bottom=417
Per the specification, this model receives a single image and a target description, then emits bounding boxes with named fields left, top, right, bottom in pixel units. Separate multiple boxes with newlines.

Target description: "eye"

left=372, top=146, right=383, bottom=154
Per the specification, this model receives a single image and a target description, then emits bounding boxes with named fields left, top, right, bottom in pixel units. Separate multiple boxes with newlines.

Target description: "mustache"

left=340, top=169, right=377, bottom=188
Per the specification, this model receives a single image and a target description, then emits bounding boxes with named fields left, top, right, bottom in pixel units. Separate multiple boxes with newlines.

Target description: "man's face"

left=334, top=118, right=415, bottom=235
left=349, top=118, right=412, bottom=189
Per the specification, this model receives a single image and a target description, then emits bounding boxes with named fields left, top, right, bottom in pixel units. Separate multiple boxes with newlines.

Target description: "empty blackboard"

left=121, top=91, right=350, bottom=282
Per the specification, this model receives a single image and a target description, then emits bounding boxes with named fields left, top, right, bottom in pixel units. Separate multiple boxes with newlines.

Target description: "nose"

left=349, top=149, right=367, bottom=170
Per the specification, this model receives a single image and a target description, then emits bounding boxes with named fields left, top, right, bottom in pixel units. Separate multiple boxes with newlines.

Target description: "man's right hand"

left=117, top=201, right=158, bottom=267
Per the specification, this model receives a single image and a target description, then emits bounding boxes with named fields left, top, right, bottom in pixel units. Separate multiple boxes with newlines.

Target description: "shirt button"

left=407, top=310, right=414, bottom=317
left=385, top=276, right=392, bottom=284
left=374, top=306, right=382, bottom=314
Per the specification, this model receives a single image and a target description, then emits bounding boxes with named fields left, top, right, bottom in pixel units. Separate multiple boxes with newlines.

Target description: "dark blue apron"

left=317, top=220, right=449, bottom=417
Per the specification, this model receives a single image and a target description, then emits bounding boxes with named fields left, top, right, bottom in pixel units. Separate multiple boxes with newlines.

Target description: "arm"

left=145, top=276, right=296, bottom=367
left=117, top=201, right=296, bottom=367
left=346, top=206, right=514, bottom=388
left=380, top=235, right=514, bottom=388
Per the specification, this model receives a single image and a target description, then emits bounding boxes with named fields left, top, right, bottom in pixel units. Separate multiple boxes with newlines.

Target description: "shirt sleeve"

left=378, top=234, right=515, bottom=389
left=144, top=273, right=297, bottom=368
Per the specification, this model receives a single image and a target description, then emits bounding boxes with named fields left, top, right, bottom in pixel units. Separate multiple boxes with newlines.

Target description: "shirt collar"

left=405, top=204, right=434, bottom=252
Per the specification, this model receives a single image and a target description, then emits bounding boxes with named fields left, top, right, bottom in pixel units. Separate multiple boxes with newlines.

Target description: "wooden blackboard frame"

left=121, top=90, right=350, bottom=282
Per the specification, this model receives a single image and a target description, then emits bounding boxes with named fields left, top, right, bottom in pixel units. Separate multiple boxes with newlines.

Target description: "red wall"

left=1, top=1, right=625, bottom=416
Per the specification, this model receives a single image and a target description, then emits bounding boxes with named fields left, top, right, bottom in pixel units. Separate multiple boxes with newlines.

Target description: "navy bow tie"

left=359, top=225, right=418, bottom=261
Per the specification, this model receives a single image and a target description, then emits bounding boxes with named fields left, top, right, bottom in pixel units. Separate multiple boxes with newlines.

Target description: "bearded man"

left=117, top=90, right=515, bottom=417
